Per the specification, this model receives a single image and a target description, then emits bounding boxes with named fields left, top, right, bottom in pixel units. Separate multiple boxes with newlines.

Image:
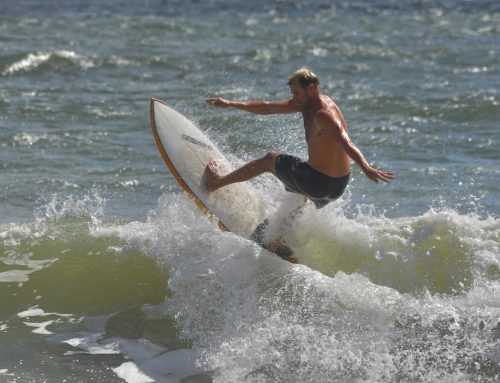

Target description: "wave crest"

left=2, top=50, right=94, bottom=75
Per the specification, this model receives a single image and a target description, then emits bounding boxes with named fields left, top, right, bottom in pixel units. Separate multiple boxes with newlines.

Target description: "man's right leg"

left=206, top=151, right=279, bottom=192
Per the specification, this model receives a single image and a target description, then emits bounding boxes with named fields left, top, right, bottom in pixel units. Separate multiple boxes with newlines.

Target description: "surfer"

left=205, top=68, right=394, bottom=258
left=205, top=68, right=393, bottom=200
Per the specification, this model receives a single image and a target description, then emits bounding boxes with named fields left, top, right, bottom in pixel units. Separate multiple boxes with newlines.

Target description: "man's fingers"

left=371, top=169, right=394, bottom=183
left=379, top=171, right=394, bottom=182
left=205, top=97, right=219, bottom=105
left=379, top=173, right=393, bottom=181
left=206, top=97, right=228, bottom=107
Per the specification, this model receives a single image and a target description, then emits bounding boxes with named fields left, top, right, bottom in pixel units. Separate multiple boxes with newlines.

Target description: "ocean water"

left=1, top=1, right=499, bottom=382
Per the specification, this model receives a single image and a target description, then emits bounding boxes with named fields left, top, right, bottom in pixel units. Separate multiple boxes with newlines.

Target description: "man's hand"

left=363, top=166, right=394, bottom=183
left=206, top=97, right=231, bottom=108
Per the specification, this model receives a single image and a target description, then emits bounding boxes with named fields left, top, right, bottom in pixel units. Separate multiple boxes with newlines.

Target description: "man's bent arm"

left=315, top=112, right=394, bottom=183
left=340, top=130, right=394, bottom=183
left=206, top=97, right=300, bottom=115
left=339, top=131, right=370, bottom=171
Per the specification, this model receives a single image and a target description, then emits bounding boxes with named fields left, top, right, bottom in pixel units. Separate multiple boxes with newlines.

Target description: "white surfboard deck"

left=149, top=98, right=269, bottom=238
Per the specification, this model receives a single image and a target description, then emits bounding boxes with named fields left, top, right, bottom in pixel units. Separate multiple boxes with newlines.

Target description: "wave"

left=101, top=191, right=500, bottom=380
left=1, top=50, right=140, bottom=76
left=282, top=203, right=500, bottom=295
left=96, top=192, right=499, bottom=382
left=2, top=189, right=498, bottom=302
left=1, top=191, right=499, bottom=382
left=2, top=50, right=95, bottom=76
left=89, top=191, right=500, bottom=298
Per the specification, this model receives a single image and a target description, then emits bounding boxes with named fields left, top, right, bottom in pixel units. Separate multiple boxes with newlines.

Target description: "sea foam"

left=91, top=191, right=500, bottom=382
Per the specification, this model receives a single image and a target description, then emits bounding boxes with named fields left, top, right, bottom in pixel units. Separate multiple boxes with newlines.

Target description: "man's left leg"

left=206, top=151, right=279, bottom=192
left=251, top=196, right=308, bottom=263
left=265, top=197, right=307, bottom=249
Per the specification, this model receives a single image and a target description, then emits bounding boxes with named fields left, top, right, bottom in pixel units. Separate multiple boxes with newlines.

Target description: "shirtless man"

left=205, top=68, right=394, bottom=210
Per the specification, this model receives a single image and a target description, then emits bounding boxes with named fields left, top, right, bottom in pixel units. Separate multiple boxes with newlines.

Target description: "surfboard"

left=149, top=98, right=269, bottom=240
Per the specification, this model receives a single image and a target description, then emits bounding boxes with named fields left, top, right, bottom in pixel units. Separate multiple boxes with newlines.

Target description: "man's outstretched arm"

left=206, top=97, right=300, bottom=115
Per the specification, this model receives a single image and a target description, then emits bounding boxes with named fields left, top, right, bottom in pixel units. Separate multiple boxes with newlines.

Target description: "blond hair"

left=287, top=68, right=319, bottom=88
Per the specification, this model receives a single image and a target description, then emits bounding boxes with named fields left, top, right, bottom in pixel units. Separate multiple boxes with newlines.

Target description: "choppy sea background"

left=1, top=1, right=499, bottom=382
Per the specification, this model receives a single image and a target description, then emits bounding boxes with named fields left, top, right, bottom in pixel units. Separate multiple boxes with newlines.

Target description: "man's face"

left=289, top=78, right=309, bottom=106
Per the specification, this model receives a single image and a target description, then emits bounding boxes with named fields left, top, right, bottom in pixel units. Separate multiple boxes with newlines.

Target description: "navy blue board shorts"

left=274, top=154, right=350, bottom=209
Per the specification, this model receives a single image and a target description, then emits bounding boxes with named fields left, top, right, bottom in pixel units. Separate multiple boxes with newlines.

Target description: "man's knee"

left=262, top=151, right=279, bottom=172
left=263, top=151, right=279, bottom=162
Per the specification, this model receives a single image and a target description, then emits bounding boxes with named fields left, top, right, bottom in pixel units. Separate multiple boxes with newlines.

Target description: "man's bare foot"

left=281, top=255, right=299, bottom=264
left=205, top=160, right=222, bottom=192
left=265, top=239, right=298, bottom=264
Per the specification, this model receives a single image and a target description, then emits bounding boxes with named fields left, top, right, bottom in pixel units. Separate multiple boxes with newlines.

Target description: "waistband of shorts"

left=311, top=167, right=350, bottom=182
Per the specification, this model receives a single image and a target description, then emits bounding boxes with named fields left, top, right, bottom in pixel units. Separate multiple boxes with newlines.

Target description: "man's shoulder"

left=313, top=106, right=343, bottom=133
left=313, top=107, right=337, bottom=122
